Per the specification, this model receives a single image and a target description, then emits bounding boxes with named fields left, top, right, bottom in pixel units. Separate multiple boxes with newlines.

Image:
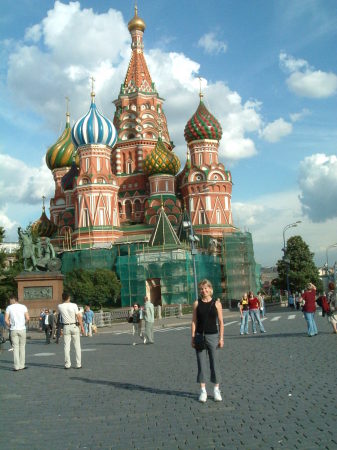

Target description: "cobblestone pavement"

left=1, top=308, right=336, bottom=450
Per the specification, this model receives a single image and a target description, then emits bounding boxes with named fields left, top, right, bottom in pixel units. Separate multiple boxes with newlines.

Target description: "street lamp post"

left=282, top=221, right=302, bottom=295
left=183, top=218, right=200, bottom=301
left=326, top=243, right=337, bottom=276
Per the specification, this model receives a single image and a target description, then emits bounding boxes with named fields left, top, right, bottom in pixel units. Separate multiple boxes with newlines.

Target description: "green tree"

left=276, top=235, right=322, bottom=293
left=0, top=227, right=24, bottom=308
left=64, top=268, right=121, bottom=308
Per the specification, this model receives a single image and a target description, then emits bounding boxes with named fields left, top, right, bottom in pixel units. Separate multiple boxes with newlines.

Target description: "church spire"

left=123, top=5, right=155, bottom=94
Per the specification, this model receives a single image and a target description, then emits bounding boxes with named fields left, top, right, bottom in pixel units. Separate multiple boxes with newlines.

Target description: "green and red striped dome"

left=184, top=101, right=222, bottom=143
left=31, top=209, right=58, bottom=238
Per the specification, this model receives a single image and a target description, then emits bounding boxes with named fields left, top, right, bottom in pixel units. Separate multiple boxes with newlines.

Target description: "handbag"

left=128, top=316, right=133, bottom=323
left=194, top=299, right=215, bottom=352
left=194, top=333, right=206, bottom=351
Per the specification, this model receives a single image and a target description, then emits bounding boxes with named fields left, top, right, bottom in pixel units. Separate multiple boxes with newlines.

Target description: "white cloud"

left=290, top=108, right=310, bottom=122
left=0, top=153, right=54, bottom=205
left=0, top=209, right=17, bottom=235
left=298, top=153, right=337, bottom=222
left=197, top=32, right=227, bottom=55
left=279, top=52, right=337, bottom=98
left=260, top=118, right=293, bottom=143
left=233, top=190, right=337, bottom=267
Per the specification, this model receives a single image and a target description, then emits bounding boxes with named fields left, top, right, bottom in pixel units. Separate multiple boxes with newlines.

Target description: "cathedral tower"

left=112, top=6, right=173, bottom=225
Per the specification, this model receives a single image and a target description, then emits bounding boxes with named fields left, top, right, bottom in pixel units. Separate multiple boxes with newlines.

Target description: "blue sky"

left=0, top=0, right=337, bottom=267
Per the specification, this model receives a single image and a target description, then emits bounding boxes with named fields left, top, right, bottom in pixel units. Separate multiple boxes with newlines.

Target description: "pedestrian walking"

left=295, top=292, right=301, bottom=310
left=258, top=292, right=266, bottom=317
left=4, top=297, right=30, bottom=371
left=248, top=291, right=266, bottom=334
left=143, top=296, right=154, bottom=344
left=129, top=304, right=142, bottom=345
left=58, top=292, right=84, bottom=369
left=326, top=283, right=337, bottom=334
left=83, top=305, right=95, bottom=337
left=42, top=309, right=54, bottom=344
left=191, top=279, right=224, bottom=403
left=239, top=293, right=249, bottom=335
left=300, top=283, right=318, bottom=337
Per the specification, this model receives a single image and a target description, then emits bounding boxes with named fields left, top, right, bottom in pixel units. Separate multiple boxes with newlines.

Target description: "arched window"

left=125, top=201, right=132, bottom=219
left=134, top=200, right=141, bottom=212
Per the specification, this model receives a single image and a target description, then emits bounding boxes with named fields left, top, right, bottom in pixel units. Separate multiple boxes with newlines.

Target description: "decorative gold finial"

left=42, top=195, right=46, bottom=213
left=90, top=76, right=95, bottom=101
left=198, top=77, right=204, bottom=100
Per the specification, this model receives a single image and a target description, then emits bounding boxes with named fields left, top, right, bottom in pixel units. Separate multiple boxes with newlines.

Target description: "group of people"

left=129, top=296, right=155, bottom=345
left=239, top=292, right=267, bottom=335
left=3, top=278, right=337, bottom=403
left=38, top=304, right=96, bottom=345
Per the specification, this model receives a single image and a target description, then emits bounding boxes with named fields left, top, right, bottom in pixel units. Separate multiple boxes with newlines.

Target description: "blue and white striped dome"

left=72, top=94, right=117, bottom=148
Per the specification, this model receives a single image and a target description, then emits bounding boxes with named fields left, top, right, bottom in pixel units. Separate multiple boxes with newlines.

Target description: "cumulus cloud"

left=298, top=153, right=337, bottom=222
left=279, top=52, right=337, bottom=98
left=260, top=118, right=293, bottom=143
left=233, top=190, right=337, bottom=267
left=197, top=32, right=227, bottom=55
left=0, top=209, right=18, bottom=235
left=0, top=153, right=54, bottom=205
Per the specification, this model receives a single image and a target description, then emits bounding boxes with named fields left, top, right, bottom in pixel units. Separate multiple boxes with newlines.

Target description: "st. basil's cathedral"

left=34, top=7, right=258, bottom=305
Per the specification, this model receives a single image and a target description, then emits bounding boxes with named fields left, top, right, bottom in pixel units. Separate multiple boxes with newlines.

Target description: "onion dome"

left=61, top=161, right=79, bottom=191
left=128, top=6, right=146, bottom=32
left=31, top=205, right=58, bottom=238
left=46, top=112, right=76, bottom=170
left=143, top=137, right=181, bottom=176
left=72, top=91, right=117, bottom=148
left=184, top=100, right=222, bottom=143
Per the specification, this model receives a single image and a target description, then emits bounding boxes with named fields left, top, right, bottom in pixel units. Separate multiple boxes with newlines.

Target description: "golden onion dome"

left=31, top=207, right=58, bottom=238
left=46, top=112, right=77, bottom=170
left=143, top=137, right=181, bottom=176
left=128, top=6, right=146, bottom=32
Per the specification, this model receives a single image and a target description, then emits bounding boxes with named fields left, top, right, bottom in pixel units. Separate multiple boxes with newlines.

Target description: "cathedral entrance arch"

left=146, top=278, right=161, bottom=306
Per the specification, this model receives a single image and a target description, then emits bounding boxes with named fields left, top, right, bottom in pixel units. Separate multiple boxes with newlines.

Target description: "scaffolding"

left=221, top=231, right=258, bottom=301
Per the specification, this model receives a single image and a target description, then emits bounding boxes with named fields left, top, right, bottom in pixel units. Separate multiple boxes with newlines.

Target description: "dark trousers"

left=44, top=326, right=52, bottom=343
left=196, top=334, right=221, bottom=384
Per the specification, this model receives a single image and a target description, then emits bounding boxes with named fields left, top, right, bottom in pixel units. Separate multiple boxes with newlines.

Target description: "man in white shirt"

left=143, top=296, right=155, bottom=344
left=5, top=297, right=30, bottom=371
left=58, top=292, right=84, bottom=369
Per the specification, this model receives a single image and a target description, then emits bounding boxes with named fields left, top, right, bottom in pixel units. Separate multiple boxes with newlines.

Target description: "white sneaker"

left=198, top=389, right=207, bottom=403
left=214, top=388, right=222, bottom=402
left=143, top=337, right=147, bottom=344
left=8, top=348, right=13, bottom=352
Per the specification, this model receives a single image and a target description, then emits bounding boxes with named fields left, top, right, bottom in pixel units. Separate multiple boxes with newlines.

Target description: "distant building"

left=0, top=242, right=19, bottom=268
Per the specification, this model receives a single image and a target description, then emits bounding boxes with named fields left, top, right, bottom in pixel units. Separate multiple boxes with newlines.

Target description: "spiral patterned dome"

left=31, top=208, right=58, bottom=238
left=184, top=100, right=222, bottom=143
left=46, top=113, right=77, bottom=170
left=72, top=93, right=117, bottom=148
left=143, top=138, right=181, bottom=176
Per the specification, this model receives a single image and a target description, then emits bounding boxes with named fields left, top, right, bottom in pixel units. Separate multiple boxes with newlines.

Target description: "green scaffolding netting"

left=221, top=231, right=259, bottom=301
left=59, top=231, right=260, bottom=306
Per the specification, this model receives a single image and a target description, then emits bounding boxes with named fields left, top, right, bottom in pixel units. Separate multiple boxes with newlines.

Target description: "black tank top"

left=196, top=299, right=218, bottom=334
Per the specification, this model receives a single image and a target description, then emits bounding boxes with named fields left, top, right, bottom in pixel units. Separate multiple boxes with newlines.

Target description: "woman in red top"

left=301, top=283, right=318, bottom=337
left=248, top=291, right=266, bottom=334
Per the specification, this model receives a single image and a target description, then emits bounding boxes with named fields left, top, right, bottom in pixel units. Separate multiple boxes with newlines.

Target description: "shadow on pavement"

left=70, top=376, right=196, bottom=400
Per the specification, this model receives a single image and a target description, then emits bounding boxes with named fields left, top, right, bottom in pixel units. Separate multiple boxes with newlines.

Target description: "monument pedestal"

left=15, top=272, right=64, bottom=317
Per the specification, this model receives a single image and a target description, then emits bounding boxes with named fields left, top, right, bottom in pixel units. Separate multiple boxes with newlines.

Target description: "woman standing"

left=239, top=293, right=249, bottom=335
left=248, top=291, right=266, bottom=334
left=191, top=279, right=224, bottom=403
left=130, top=303, right=142, bottom=346
left=301, top=283, right=318, bottom=337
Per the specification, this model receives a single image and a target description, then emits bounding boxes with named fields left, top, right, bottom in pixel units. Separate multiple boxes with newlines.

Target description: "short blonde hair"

left=198, top=279, right=213, bottom=295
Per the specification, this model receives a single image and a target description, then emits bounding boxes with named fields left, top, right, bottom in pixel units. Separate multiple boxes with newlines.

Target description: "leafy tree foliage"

left=276, top=235, right=322, bottom=293
left=64, top=268, right=121, bottom=308
left=0, top=227, right=23, bottom=309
